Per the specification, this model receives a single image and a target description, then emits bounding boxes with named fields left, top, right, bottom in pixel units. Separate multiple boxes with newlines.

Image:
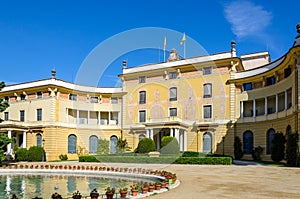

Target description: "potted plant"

left=130, top=183, right=139, bottom=196
left=51, top=192, right=62, bottom=199
left=161, top=180, right=166, bottom=189
left=90, top=188, right=99, bottom=199
left=72, top=190, right=82, bottom=199
left=148, top=183, right=154, bottom=192
left=119, top=187, right=128, bottom=198
left=105, top=187, right=115, bottom=199
left=141, top=183, right=148, bottom=194
left=155, top=180, right=162, bottom=190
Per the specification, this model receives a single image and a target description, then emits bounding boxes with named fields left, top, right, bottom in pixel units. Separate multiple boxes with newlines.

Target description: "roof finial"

left=231, top=40, right=236, bottom=57
left=51, top=69, right=56, bottom=79
left=297, top=23, right=300, bottom=38
left=122, top=60, right=127, bottom=69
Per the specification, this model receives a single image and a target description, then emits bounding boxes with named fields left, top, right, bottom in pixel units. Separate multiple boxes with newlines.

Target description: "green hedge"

left=15, top=148, right=28, bottom=161
left=80, top=155, right=232, bottom=165
left=27, top=146, right=45, bottom=162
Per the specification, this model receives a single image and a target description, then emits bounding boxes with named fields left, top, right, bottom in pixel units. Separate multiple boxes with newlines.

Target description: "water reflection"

left=0, top=174, right=152, bottom=199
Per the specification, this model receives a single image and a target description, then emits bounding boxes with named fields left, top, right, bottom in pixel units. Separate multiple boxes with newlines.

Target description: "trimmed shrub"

left=79, top=156, right=100, bottom=162
left=27, top=146, right=45, bottom=162
left=286, top=133, right=298, bottom=166
left=59, top=154, right=68, bottom=161
left=271, top=132, right=285, bottom=163
left=174, top=157, right=232, bottom=165
left=15, top=148, right=28, bottom=161
left=136, top=138, right=156, bottom=153
left=160, top=136, right=180, bottom=154
left=234, top=136, right=243, bottom=160
left=97, top=138, right=109, bottom=154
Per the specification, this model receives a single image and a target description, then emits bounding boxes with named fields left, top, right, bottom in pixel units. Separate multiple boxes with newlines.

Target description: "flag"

left=163, top=37, right=167, bottom=50
left=180, top=32, right=186, bottom=45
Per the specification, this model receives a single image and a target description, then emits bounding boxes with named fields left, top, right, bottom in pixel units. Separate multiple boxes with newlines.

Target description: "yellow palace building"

left=1, top=24, right=299, bottom=161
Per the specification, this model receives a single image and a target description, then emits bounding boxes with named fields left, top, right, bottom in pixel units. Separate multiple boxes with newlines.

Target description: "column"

left=253, top=99, right=256, bottom=117
left=285, top=90, right=288, bottom=110
left=7, top=130, right=12, bottom=154
left=183, top=130, right=187, bottom=151
left=170, top=128, right=174, bottom=137
left=87, top=111, right=90, bottom=124
left=23, top=131, right=27, bottom=148
left=146, top=129, right=150, bottom=138
left=156, top=131, right=160, bottom=150
left=275, top=94, right=278, bottom=113
left=174, top=128, right=180, bottom=143
left=179, top=130, right=183, bottom=151
left=150, top=129, right=154, bottom=140
left=66, top=108, right=69, bottom=123
left=265, top=97, right=268, bottom=115
left=108, top=112, right=111, bottom=125
left=76, top=109, right=79, bottom=124
left=240, top=101, right=244, bottom=118
left=98, top=111, right=100, bottom=125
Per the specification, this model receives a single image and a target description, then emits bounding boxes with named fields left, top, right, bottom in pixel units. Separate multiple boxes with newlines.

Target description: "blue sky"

left=0, top=0, right=299, bottom=87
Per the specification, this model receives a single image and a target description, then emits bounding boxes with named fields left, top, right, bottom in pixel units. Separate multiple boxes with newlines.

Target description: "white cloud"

left=224, top=0, right=272, bottom=39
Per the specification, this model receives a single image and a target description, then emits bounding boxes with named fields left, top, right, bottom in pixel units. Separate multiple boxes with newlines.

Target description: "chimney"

left=51, top=69, right=56, bottom=79
left=231, top=40, right=236, bottom=57
left=122, top=60, right=127, bottom=69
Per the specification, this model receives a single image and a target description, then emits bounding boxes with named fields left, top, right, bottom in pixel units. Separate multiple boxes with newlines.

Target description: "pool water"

left=0, top=174, right=152, bottom=199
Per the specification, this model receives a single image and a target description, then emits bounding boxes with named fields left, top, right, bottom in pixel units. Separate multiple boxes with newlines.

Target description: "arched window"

left=286, top=125, right=292, bottom=136
left=36, top=134, right=42, bottom=146
left=110, top=135, right=118, bottom=154
left=89, top=135, right=98, bottom=154
left=68, top=134, right=77, bottom=154
left=243, top=131, right=253, bottom=154
left=139, top=134, right=146, bottom=141
left=203, top=132, right=212, bottom=153
left=266, top=128, right=275, bottom=154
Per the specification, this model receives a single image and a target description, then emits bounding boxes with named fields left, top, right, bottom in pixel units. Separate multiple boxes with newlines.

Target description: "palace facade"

left=1, top=24, right=300, bottom=161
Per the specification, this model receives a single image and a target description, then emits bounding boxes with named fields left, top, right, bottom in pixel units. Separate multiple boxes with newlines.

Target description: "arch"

left=89, top=135, right=98, bottom=154
left=36, top=133, right=42, bottom=147
left=68, top=134, right=77, bottom=154
left=203, top=132, right=212, bottom=153
left=266, top=128, right=275, bottom=154
left=286, top=125, right=292, bottom=136
left=243, top=131, right=253, bottom=154
left=110, top=135, right=118, bottom=154
left=139, top=134, right=146, bottom=141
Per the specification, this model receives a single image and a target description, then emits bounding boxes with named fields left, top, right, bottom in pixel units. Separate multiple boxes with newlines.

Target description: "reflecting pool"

left=0, top=174, right=153, bottom=199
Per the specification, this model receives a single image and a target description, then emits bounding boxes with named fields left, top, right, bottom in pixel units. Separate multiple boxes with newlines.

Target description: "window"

left=110, top=135, right=118, bottom=154
left=139, top=76, right=146, bottom=83
left=203, top=132, right=212, bottom=153
left=266, top=129, right=275, bottom=154
left=169, top=72, right=178, bottom=79
left=4, top=112, right=8, bottom=121
left=68, top=134, right=77, bottom=154
left=20, top=94, right=26, bottom=101
left=90, top=97, right=98, bottom=103
left=243, top=131, right=253, bottom=154
left=203, top=83, right=212, bottom=98
left=203, top=67, right=212, bottom=75
left=169, top=87, right=177, bottom=101
left=203, top=105, right=212, bottom=119
left=243, top=83, right=252, bottom=91
left=139, top=91, right=146, bottom=104
left=37, top=92, right=43, bottom=98
left=4, top=96, right=9, bottom=102
left=169, top=108, right=177, bottom=116
left=37, top=109, right=42, bottom=121
left=265, top=76, right=276, bottom=86
left=139, top=110, right=146, bottom=122
left=20, top=110, right=25, bottom=122
left=69, top=94, right=77, bottom=101
left=36, top=134, right=42, bottom=146
left=111, top=97, right=118, bottom=104
left=284, top=67, right=292, bottom=78
left=89, top=135, right=98, bottom=154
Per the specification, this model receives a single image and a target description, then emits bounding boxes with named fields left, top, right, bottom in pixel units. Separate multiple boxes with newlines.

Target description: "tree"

left=0, top=81, right=9, bottom=122
left=286, top=133, right=299, bottom=166
left=271, top=132, right=285, bottom=163
left=234, top=136, right=243, bottom=160
left=0, top=133, right=13, bottom=161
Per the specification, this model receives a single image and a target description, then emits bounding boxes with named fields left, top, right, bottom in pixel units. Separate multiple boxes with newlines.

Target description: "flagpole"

left=164, top=48, right=166, bottom=62
left=184, top=41, right=186, bottom=59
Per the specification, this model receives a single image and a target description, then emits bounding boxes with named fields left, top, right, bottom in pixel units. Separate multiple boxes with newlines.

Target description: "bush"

left=160, top=136, right=180, bottom=154
left=174, top=157, right=232, bottom=165
left=79, top=156, right=99, bottom=162
left=286, top=133, right=299, bottom=166
left=252, top=146, right=263, bottom=161
left=271, top=132, right=285, bottom=163
left=182, top=151, right=209, bottom=157
left=97, top=138, right=109, bottom=154
left=27, top=146, right=45, bottom=162
left=136, top=138, right=156, bottom=153
left=59, top=154, right=68, bottom=161
left=15, top=148, right=28, bottom=161
left=234, top=136, right=243, bottom=160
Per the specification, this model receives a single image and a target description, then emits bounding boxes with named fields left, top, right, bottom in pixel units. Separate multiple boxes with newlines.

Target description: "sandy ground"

left=16, top=161, right=300, bottom=199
